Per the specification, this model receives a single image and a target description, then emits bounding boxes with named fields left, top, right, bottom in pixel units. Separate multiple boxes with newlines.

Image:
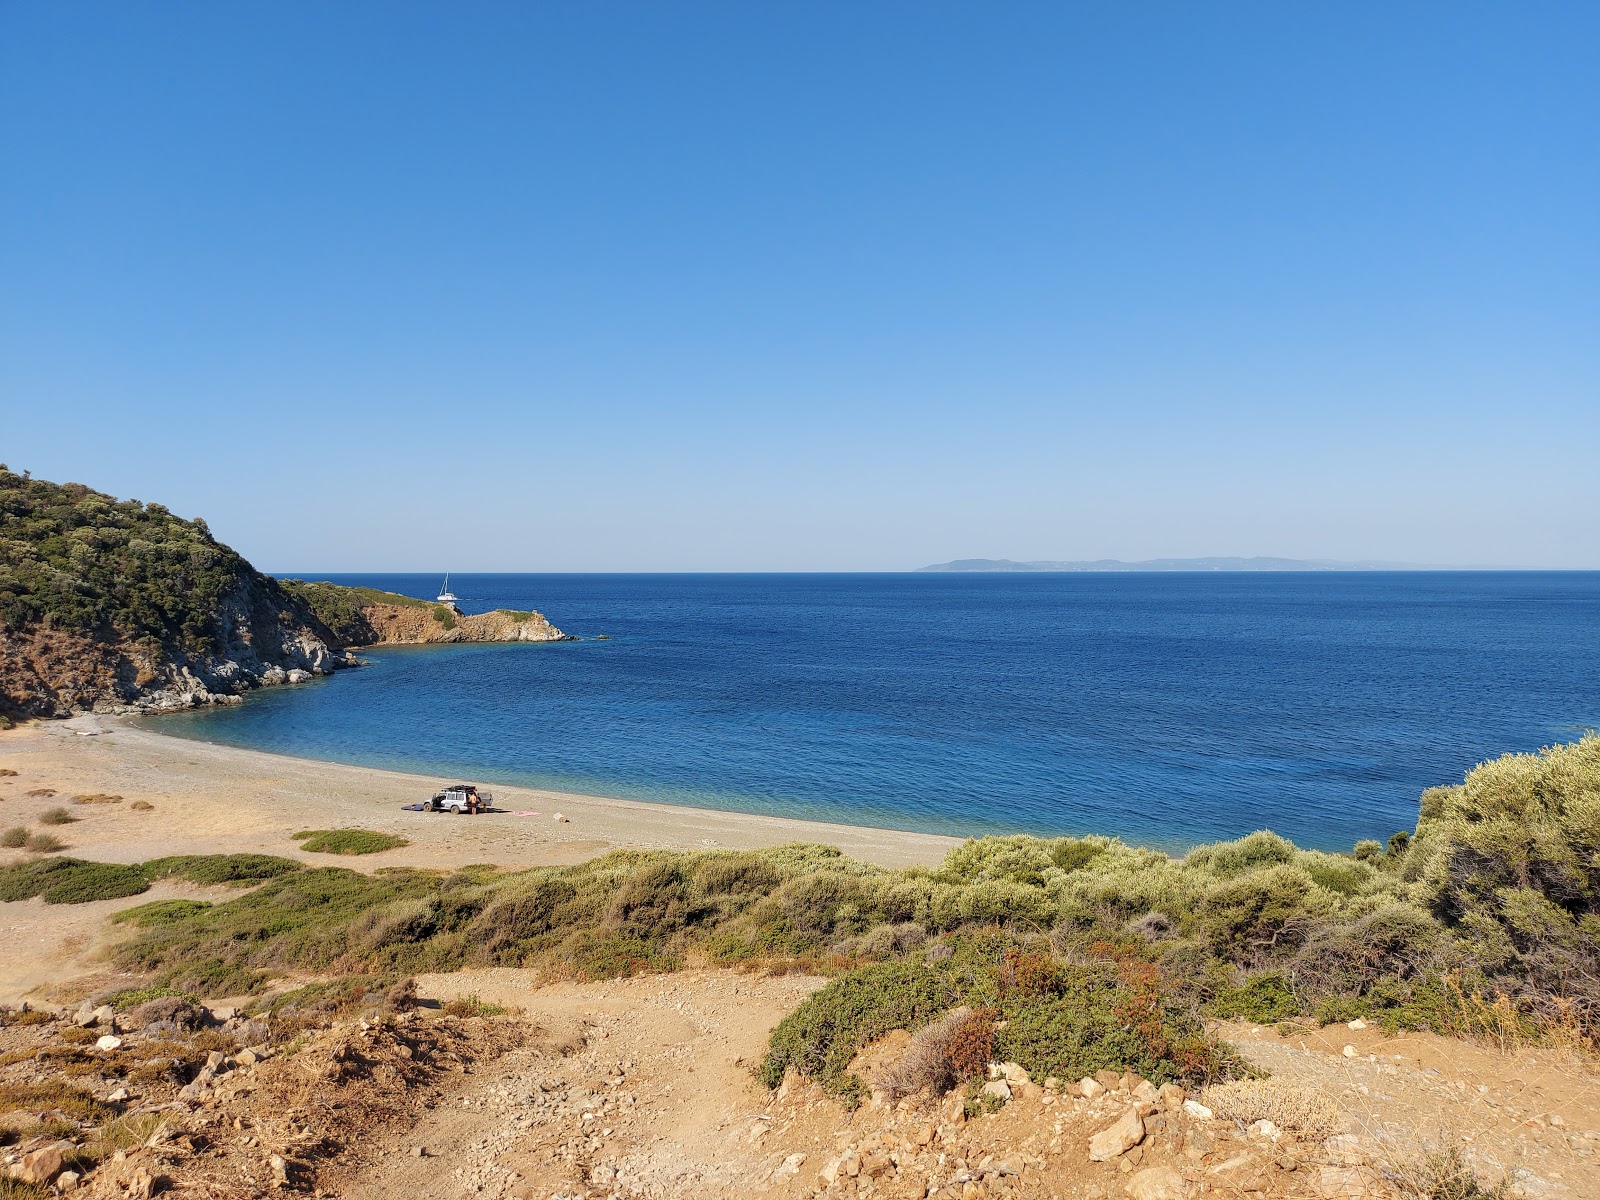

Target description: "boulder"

left=96, top=1034, right=123, bottom=1051
left=1126, top=1166, right=1187, bottom=1200
left=998, top=1062, right=1031, bottom=1086
left=17, top=1142, right=70, bottom=1184
left=1181, top=1100, right=1215, bottom=1121
left=1132, top=1080, right=1161, bottom=1103
left=982, top=1079, right=1012, bottom=1102
left=1090, top=1106, right=1148, bottom=1161
left=1158, top=1083, right=1187, bottom=1108
left=1080, top=1076, right=1106, bottom=1099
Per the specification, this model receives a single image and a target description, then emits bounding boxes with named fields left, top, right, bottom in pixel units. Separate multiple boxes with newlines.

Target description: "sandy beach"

left=0, top=715, right=962, bottom=873
left=0, top=715, right=961, bottom=1005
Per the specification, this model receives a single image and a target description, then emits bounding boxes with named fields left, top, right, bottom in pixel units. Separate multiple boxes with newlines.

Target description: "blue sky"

left=2, top=2, right=1596, bottom=570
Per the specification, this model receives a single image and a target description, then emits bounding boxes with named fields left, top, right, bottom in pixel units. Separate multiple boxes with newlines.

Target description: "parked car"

left=401, top=784, right=496, bottom=814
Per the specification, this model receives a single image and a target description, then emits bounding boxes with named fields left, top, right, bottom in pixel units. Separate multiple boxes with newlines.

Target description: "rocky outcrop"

left=354, top=602, right=569, bottom=646
left=1, top=573, right=356, bottom=719
left=0, top=469, right=570, bottom=722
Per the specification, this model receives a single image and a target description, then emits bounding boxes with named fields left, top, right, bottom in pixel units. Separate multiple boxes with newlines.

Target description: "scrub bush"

left=694, top=851, right=780, bottom=895
left=0, top=857, right=148, bottom=904
left=144, top=853, right=304, bottom=883
left=292, top=830, right=409, bottom=855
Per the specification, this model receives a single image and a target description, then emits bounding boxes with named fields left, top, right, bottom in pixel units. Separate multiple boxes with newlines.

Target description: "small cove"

left=148, top=572, right=1600, bottom=852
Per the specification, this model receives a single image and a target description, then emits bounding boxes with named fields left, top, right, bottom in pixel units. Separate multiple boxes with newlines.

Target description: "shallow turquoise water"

left=148, top=572, right=1600, bottom=851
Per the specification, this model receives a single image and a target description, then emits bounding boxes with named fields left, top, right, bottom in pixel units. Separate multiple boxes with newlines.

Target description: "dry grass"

left=23, top=831, right=65, bottom=853
left=39, top=806, right=77, bottom=825
left=0, top=1008, right=53, bottom=1028
left=873, top=1006, right=985, bottom=1102
left=86, top=1112, right=169, bottom=1159
left=72, top=793, right=123, bottom=805
left=1201, top=1077, right=1342, bottom=1138
left=0, top=1078, right=119, bottom=1122
left=23, top=788, right=55, bottom=798
left=0, top=826, right=25, bottom=848
left=130, top=799, right=154, bottom=812
left=1391, top=1142, right=1512, bottom=1200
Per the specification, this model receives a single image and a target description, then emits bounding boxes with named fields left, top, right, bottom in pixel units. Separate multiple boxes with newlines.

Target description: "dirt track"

left=324, top=971, right=1600, bottom=1200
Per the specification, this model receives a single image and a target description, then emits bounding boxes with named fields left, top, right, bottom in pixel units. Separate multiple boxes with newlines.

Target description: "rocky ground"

left=4, top=969, right=1598, bottom=1200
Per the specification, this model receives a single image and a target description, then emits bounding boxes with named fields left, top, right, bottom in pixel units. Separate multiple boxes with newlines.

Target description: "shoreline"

left=0, top=715, right=965, bottom=873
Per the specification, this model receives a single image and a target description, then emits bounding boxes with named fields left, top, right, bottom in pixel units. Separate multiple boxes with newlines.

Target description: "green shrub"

left=144, top=853, right=304, bottom=883
left=292, top=830, right=410, bottom=855
left=110, top=899, right=215, bottom=927
left=605, top=859, right=707, bottom=934
left=430, top=605, right=456, bottom=630
left=1186, top=831, right=1297, bottom=878
left=0, top=857, right=149, bottom=904
left=1207, top=972, right=1300, bottom=1022
left=564, top=930, right=679, bottom=980
left=694, top=852, right=780, bottom=895
left=759, top=960, right=960, bottom=1097
left=1199, top=865, right=1319, bottom=960
left=100, top=985, right=190, bottom=1010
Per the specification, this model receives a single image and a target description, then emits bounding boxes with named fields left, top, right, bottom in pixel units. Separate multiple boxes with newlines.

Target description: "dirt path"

left=336, top=970, right=832, bottom=1199
left=1215, top=1020, right=1600, bottom=1199
left=328, top=973, right=1600, bottom=1200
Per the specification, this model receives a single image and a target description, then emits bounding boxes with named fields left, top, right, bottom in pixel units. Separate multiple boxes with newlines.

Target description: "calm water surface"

left=149, top=573, right=1600, bottom=851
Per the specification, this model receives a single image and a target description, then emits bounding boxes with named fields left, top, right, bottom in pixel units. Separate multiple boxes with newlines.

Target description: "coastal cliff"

left=0, top=468, right=568, bottom=722
left=357, top=601, right=567, bottom=645
left=275, top=579, right=568, bottom=648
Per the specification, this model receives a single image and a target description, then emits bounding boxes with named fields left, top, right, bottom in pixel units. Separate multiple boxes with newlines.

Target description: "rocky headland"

left=0, top=468, right=567, bottom=722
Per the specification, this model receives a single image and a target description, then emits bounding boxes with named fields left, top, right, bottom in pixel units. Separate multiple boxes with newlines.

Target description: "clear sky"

left=2, top=3, right=1596, bottom=571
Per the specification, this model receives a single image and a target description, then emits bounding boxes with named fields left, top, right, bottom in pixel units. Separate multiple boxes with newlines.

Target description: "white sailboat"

left=436, top=574, right=458, bottom=603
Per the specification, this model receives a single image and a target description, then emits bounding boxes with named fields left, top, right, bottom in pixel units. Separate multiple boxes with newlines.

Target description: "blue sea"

left=148, top=573, right=1600, bottom=853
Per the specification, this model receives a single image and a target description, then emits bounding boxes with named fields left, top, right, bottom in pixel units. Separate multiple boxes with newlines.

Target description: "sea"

left=147, top=572, right=1600, bottom=853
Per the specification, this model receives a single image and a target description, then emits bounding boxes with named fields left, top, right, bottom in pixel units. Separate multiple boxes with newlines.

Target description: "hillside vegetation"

left=0, top=469, right=566, bottom=718
left=9, top=736, right=1593, bottom=1104
left=0, top=467, right=318, bottom=653
left=275, top=579, right=429, bottom=645
left=0, top=467, right=348, bottom=720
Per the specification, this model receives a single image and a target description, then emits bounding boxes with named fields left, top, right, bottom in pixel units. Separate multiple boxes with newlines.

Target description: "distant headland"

left=918, top=556, right=1488, bottom=573
left=0, top=466, right=569, bottom=722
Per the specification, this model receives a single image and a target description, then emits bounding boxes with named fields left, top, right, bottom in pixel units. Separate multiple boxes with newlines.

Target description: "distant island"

left=918, top=556, right=1469, bottom=573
